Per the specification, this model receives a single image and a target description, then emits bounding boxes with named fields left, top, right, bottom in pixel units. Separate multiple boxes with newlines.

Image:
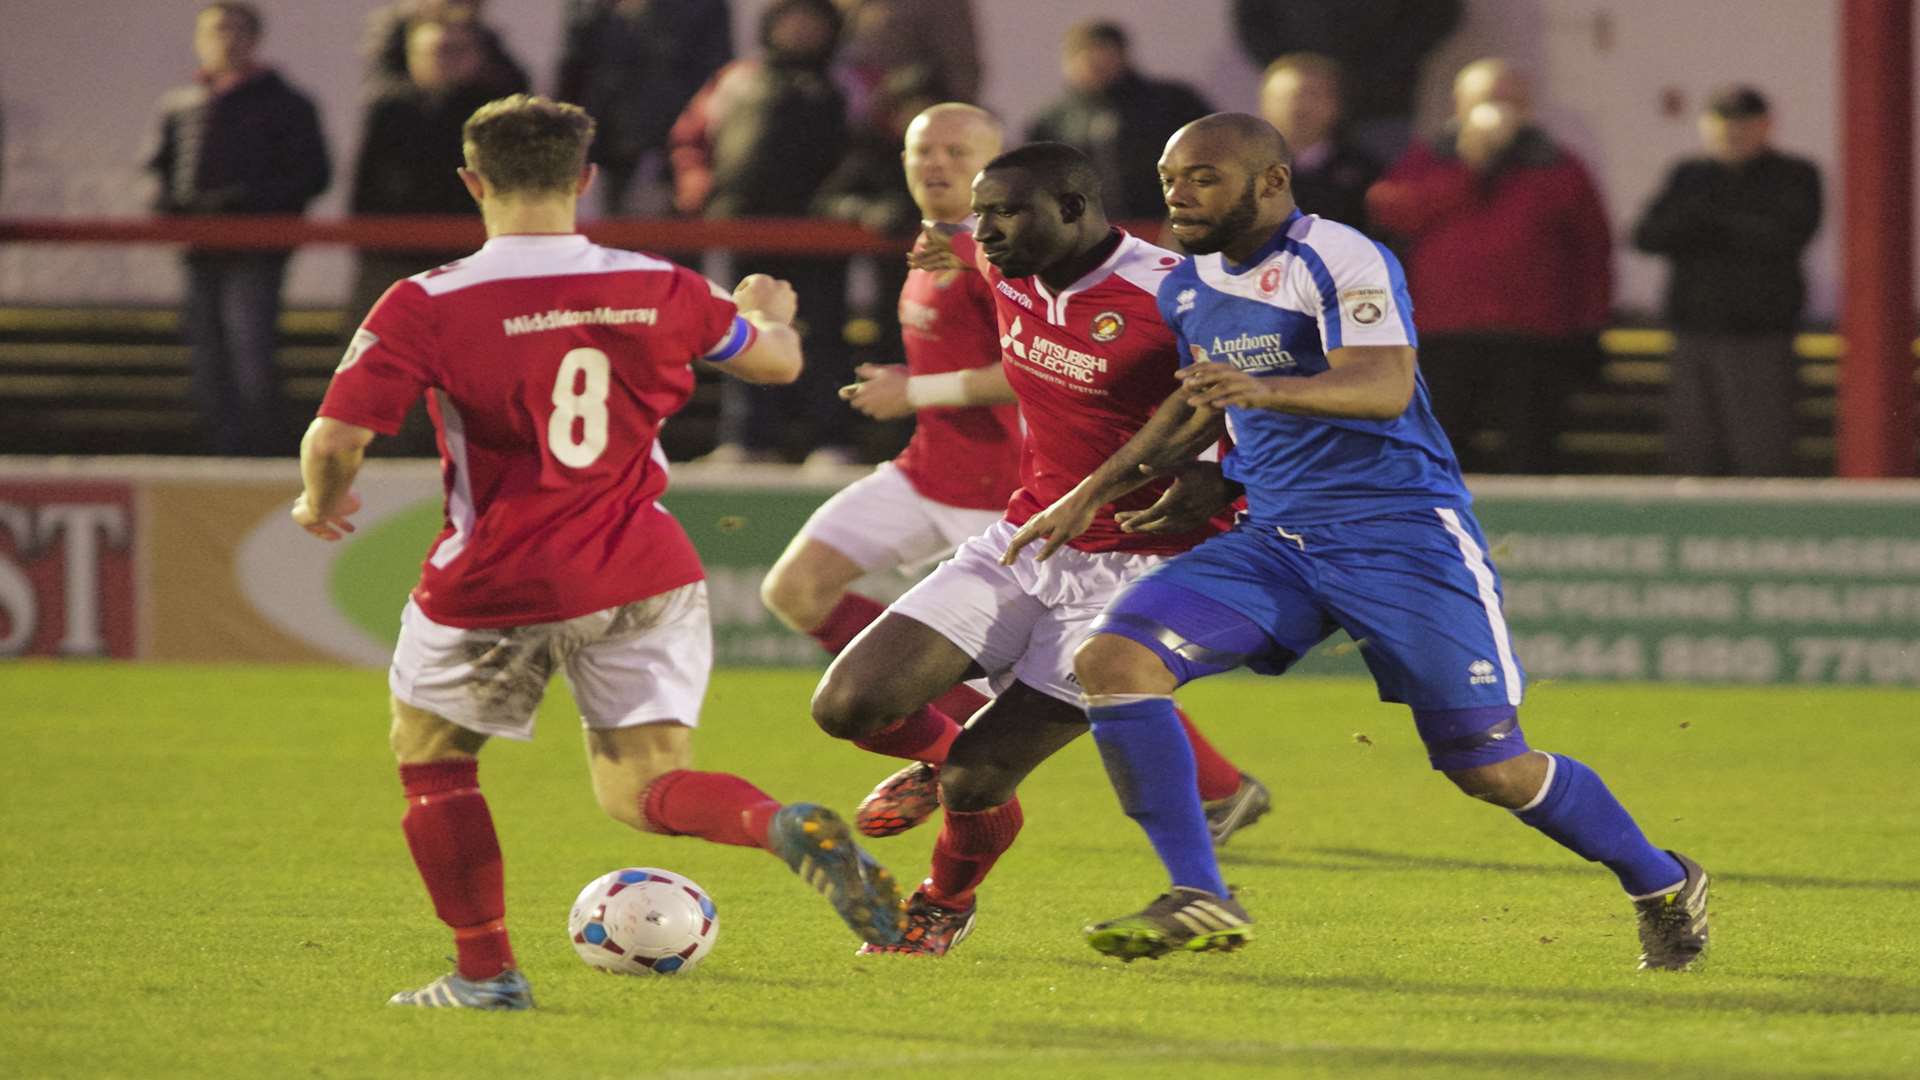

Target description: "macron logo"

left=995, top=280, right=1036, bottom=311
left=502, top=306, right=658, bottom=337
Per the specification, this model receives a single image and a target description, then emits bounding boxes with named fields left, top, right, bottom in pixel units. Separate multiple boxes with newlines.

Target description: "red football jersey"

left=318, top=233, right=756, bottom=628
left=954, top=228, right=1220, bottom=554
left=891, top=264, right=1022, bottom=510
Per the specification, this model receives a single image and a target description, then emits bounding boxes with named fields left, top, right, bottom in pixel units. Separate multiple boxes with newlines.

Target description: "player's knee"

left=585, top=727, right=691, bottom=832
left=760, top=563, right=833, bottom=632
left=938, top=761, right=1017, bottom=813
left=1444, top=751, right=1549, bottom=810
left=594, top=780, right=651, bottom=830
left=808, top=673, right=894, bottom=741
left=388, top=699, right=483, bottom=764
left=1073, top=633, right=1176, bottom=696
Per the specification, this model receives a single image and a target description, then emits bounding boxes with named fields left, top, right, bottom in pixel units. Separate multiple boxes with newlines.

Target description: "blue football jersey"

left=1158, top=210, right=1471, bottom=526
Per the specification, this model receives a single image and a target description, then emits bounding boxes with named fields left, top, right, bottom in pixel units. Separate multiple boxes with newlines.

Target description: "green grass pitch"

left=4, top=664, right=1917, bottom=1078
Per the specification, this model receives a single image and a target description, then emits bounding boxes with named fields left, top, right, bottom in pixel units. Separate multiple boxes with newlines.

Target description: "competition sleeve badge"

left=337, top=329, right=379, bottom=372
left=1339, top=287, right=1388, bottom=326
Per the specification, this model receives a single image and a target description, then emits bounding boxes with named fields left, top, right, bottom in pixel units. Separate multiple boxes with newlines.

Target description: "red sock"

left=924, top=798, right=1023, bottom=911
left=1178, top=709, right=1242, bottom=801
left=807, top=593, right=886, bottom=654
left=399, top=759, right=516, bottom=981
left=642, top=769, right=782, bottom=849
left=853, top=705, right=961, bottom=763
left=929, top=683, right=990, bottom=725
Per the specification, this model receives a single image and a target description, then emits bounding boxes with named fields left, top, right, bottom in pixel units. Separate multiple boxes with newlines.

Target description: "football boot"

left=1634, top=850, right=1710, bottom=971
left=388, top=967, right=533, bottom=1010
left=854, top=760, right=942, bottom=838
left=1085, top=887, right=1253, bottom=961
left=856, top=890, right=976, bottom=957
left=768, top=802, right=909, bottom=946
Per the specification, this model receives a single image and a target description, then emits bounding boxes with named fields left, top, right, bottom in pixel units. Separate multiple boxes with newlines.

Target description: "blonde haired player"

left=294, top=95, right=906, bottom=1010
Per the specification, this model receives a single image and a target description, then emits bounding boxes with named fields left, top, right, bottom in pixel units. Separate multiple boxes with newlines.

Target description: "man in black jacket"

left=363, top=0, right=528, bottom=100
left=556, top=0, right=733, bottom=217
left=1025, top=21, right=1213, bottom=222
left=1232, top=0, right=1459, bottom=162
left=343, top=18, right=496, bottom=455
left=1257, top=52, right=1380, bottom=231
left=1632, top=86, right=1822, bottom=476
left=147, top=2, right=330, bottom=456
left=347, top=20, right=495, bottom=305
left=670, top=0, right=854, bottom=465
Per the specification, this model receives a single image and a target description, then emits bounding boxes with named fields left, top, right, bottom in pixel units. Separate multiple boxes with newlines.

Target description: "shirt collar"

left=1222, top=210, right=1302, bottom=275
left=480, top=233, right=591, bottom=251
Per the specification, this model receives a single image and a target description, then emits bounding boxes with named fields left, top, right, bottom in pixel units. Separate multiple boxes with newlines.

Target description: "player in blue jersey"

left=1005, top=113, right=1710, bottom=971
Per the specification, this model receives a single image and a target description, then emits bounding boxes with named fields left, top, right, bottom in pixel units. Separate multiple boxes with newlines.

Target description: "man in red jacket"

left=1366, top=58, right=1611, bottom=473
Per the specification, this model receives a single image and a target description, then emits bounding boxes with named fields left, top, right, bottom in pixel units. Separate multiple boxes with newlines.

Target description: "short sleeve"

left=1292, top=224, right=1417, bottom=352
left=318, top=280, right=435, bottom=435
left=1155, top=273, right=1198, bottom=368
left=684, top=269, right=757, bottom=363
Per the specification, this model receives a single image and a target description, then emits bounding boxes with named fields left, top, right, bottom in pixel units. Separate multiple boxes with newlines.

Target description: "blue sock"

left=1515, top=753, right=1685, bottom=897
left=1087, top=696, right=1229, bottom=898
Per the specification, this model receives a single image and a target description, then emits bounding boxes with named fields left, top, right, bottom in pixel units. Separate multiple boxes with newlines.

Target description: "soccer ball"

left=568, top=867, right=719, bottom=975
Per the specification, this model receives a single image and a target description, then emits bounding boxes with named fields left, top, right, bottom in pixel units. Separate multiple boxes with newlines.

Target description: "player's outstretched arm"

left=1179, top=344, right=1417, bottom=420
left=1001, top=389, right=1223, bottom=564
left=839, top=361, right=1015, bottom=420
left=724, top=274, right=804, bottom=385
left=905, top=221, right=980, bottom=275
left=292, top=417, right=373, bottom=541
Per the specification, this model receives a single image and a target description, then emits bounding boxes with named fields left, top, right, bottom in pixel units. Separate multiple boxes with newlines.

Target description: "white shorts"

left=800, top=462, right=1005, bottom=573
left=888, top=518, right=1165, bottom=706
left=388, top=581, right=713, bottom=741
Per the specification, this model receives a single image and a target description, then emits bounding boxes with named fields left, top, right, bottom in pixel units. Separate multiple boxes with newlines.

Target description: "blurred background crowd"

left=0, top=0, right=1876, bottom=477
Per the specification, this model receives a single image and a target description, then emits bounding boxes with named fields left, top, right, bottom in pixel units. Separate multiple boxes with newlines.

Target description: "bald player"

left=1010, top=114, right=1710, bottom=971
left=760, top=104, right=1017, bottom=798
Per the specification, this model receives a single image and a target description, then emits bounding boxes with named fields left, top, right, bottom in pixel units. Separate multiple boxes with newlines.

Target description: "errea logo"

left=1469, top=659, right=1498, bottom=685
left=1175, top=288, right=1197, bottom=314
left=337, top=329, right=378, bottom=373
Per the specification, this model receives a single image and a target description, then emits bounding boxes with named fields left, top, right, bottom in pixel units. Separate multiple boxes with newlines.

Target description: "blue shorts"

left=1092, top=507, right=1525, bottom=711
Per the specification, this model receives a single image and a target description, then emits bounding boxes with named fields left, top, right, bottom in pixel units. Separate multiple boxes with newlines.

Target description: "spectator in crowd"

left=363, top=0, right=528, bottom=98
left=1025, top=21, right=1213, bottom=222
left=347, top=20, right=494, bottom=314
left=1257, top=53, right=1381, bottom=231
left=1232, top=0, right=1461, bottom=162
left=1367, top=58, right=1612, bottom=474
left=811, top=68, right=945, bottom=424
left=834, top=0, right=981, bottom=128
left=556, top=0, right=734, bottom=217
left=671, top=0, right=854, bottom=466
left=812, top=70, right=937, bottom=237
left=147, top=2, right=329, bottom=457
left=343, top=18, right=496, bottom=455
left=1632, top=87, right=1821, bottom=477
